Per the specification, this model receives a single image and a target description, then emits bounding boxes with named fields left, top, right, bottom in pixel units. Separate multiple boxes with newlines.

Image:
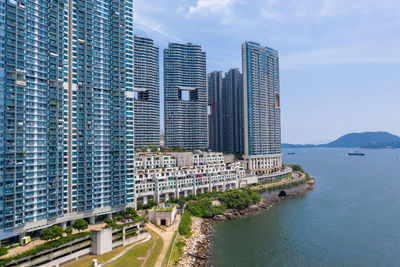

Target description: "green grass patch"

left=108, top=229, right=163, bottom=267
left=179, top=211, right=192, bottom=237
left=163, top=233, right=185, bottom=267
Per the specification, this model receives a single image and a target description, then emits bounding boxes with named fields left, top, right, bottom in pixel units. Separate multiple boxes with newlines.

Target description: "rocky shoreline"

left=178, top=178, right=315, bottom=266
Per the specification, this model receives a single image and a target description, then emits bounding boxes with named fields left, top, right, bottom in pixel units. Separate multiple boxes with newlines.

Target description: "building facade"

left=164, top=43, right=208, bottom=150
left=223, top=68, right=243, bottom=153
left=208, top=69, right=243, bottom=154
left=242, top=42, right=282, bottom=172
left=134, top=152, right=244, bottom=204
left=134, top=36, right=160, bottom=148
left=208, top=71, right=224, bottom=151
left=0, top=0, right=135, bottom=240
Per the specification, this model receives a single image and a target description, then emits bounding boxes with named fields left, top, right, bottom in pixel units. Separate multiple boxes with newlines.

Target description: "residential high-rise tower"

left=134, top=36, right=160, bottom=148
left=242, top=41, right=282, bottom=171
left=223, top=68, right=243, bottom=153
left=208, top=71, right=224, bottom=151
left=0, top=0, right=135, bottom=239
left=164, top=43, right=207, bottom=150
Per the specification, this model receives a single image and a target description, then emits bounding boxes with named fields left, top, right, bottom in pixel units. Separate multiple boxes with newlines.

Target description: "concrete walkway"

left=254, top=171, right=306, bottom=190
left=99, top=233, right=152, bottom=267
left=146, top=213, right=181, bottom=267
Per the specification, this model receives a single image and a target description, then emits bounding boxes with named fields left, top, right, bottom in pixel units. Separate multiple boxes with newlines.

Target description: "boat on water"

left=288, top=152, right=296, bottom=155
left=348, top=150, right=365, bottom=156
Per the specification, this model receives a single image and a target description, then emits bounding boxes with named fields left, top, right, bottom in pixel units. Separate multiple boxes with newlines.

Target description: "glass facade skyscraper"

left=134, top=36, right=160, bottom=148
left=242, top=41, right=282, bottom=170
left=208, top=69, right=243, bottom=153
left=208, top=71, right=223, bottom=152
left=0, top=0, right=134, bottom=239
left=223, top=68, right=243, bottom=153
left=164, top=43, right=208, bottom=150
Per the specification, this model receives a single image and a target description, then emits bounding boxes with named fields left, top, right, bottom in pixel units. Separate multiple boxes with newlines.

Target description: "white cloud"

left=187, top=0, right=235, bottom=16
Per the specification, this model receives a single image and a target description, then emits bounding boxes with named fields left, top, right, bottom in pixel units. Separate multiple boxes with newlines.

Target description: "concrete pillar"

left=143, top=195, right=148, bottom=205
left=107, top=214, right=112, bottom=220
left=89, top=216, right=96, bottom=225
left=122, top=227, right=126, bottom=245
left=165, top=193, right=170, bottom=201
left=61, top=222, right=67, bottom=230
left=184, top=190, right=188, bottom=197
left=92, top=228, right=113, bottom=255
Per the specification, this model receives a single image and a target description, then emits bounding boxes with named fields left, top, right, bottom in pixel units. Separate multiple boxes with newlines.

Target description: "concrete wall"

left=148, top=206, right=177, bottom=226
left=40, top=248, right=90, bottom=267
left=92, top=228, right=113, bottom=255
left=259, top=183, right=307, bottom=199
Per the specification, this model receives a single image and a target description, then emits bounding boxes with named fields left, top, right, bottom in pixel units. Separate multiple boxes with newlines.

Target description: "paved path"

left=99, top=233, right=152, bottom=267
left=254, top=171, right=306, bottom=190
left=146, top=213, right=181, bottom=267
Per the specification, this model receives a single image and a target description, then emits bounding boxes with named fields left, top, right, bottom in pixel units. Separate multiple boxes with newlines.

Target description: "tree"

left=0, top=245, right=8, bottom=257
left=149, top=144, right=158, bottom=152
left=40, top=228, right=57, bottom=241
left=72, top=219, right=88, bottom=232
left=125, top=207, right=138, bottom=218
left=104, top=218, right=114, bottom=228
left=178, top=198, right=186, bottom=209
left=51, top=225, right=64, bottom=239
left=64, top=226, right=72, bottom=236
left=115, top=215, right=124, bottom=222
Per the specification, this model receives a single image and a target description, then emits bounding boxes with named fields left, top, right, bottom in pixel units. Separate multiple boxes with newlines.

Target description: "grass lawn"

left=163, top=233, right=185, bottom=267
left=107, top=229, right=163, bottom=267
left=63, top=238, right=146, bottom=267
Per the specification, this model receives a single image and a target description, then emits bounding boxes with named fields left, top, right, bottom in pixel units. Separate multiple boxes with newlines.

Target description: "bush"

left=179, top=211, right=192, bottom=237
left=185, top=199, right=224, bottom=218
left=72, top=219, right=88, bottom=232
left=218, top=189, right=261, bottom=210
left=137, top=200, right=157, bottom=210
left=125, top=207, right=138, bottom=218
left=115, top=216, right=124, bottom=222
left=104, top=218, right=114, bottom=228
left=64, top=227, right=72, bottom=236
left=0, top=245, right=8, bottom=257
left=288, top=164, right=304, bottom=173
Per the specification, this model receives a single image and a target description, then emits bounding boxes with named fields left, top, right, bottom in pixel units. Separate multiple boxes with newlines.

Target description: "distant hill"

left=283, top=131, right=400, bottom=149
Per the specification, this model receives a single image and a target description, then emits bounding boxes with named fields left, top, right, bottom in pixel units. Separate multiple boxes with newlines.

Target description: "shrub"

left=0, top=245, right=8, bottom=257
left=115, top=216, right=124, bottom=222
left=218, top=189, right=261, bottom=210
left=179, top=211, right=192, bottom=237
left=185, top=199, right=224, bottom=218
left=125, top=207, right=138, bottom=218
left=288, top=164, right=304, bottom=173
left=104, top=218, right=114, bottom=228
left=64, top=227, right=72, bottom=236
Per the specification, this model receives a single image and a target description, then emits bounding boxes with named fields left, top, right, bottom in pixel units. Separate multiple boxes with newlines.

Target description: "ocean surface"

left=211, top=148, right=400, bottom=266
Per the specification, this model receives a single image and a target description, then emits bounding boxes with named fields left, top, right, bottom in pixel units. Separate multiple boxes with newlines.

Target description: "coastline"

left=179, top=177, right=315, bottom=266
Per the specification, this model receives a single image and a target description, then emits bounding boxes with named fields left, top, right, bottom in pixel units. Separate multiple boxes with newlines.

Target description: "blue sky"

left=134, top=0, right=400, bottom=144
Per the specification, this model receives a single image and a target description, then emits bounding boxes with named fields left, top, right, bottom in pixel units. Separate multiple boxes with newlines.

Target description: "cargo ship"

left=348, top=150, right=365, bottom=156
